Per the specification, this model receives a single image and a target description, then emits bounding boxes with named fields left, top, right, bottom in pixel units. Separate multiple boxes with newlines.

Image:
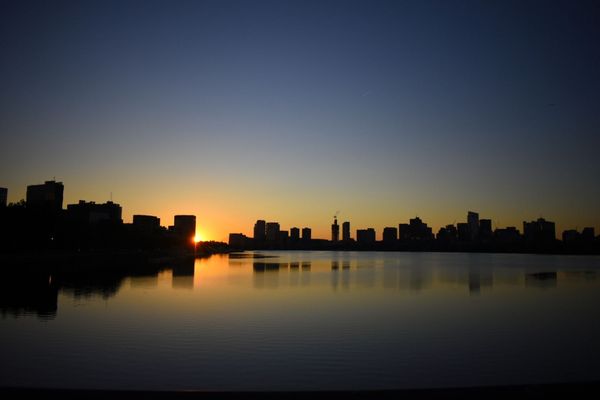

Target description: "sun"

left=193, top=233, right=202, bottom=243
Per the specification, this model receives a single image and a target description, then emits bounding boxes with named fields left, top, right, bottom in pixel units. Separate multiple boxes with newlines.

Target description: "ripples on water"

left=2, top=251, right=600, bottom=391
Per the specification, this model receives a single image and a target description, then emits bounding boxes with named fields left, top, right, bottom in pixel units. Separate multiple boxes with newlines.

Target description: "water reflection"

left=3, top=252, right=600, bottom=319
left=172, top=261, right=195, bottom=289
left=526, top=271, right=558, bottom=289
left=0, top=272, right=58, bottom=319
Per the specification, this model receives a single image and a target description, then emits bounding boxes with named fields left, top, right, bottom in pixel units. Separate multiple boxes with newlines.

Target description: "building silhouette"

left=523, top=218, right=556, bottom=243
left=562, top=229, right=579, bottom=244
left=383, top=227, right=398, bottom=243
left=331, top=217, right=339, bottom=242
left=229, top=233, right=248, bottom=248
left=468, top=211, right=479, bottom=241
left=356, top=228, right=376, bottom=243
left=437, top=224, right=458, bottom=242
left=302, top=227, right=311, bottom=241
left=0, top=187, right=7, bottom=207
left=266, top=222, right=280, bottom=243
left=399, top=217, right=433, bottom=241
left=494, top=226, right=521, bottom=244
left=174, top=215, right=196, bottom=241
left=290, top=227, right=300, bottom=241
left=133, top=215, right=161, bottom=231
left=26, top=180, right=63, bottom=210
left=582, top=227, right=595, bottom=242
left=479, top=218, right=492, bottom=241
left=66, top=200, right=123, bottom=224
left=342, top=221, right=350, bottom=241
left=253, top=220, right=266, bottom=243
left=457, top=223, right=470, bottom=241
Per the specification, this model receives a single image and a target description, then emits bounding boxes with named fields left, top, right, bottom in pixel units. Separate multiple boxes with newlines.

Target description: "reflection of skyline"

left=4, top=253, right=600, bottom=318
left=0, top=259, right=196, bottom=318
left=242, top=253, right=600, bottom=294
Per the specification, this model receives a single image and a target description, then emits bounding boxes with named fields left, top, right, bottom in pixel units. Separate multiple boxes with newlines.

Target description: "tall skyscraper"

left=331, top=217, right=339, bottom=242
left=342, top=221, right=350, bottom=241
left=467, top=211, right=479, bottom=241
left=290, top=227, right=300, bottom=241
left=26, top=180, right=64, bottom=210
left=266, top=222, right=280, bottom=242
left=253, top=220, right=266, bottom=242
left=302, top=227, right=311, bottom=241
left=174, top=215, right=196, bottom=241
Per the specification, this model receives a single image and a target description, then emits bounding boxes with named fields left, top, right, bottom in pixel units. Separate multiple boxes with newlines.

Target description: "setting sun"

left=193, top=233, right=202, bottom=243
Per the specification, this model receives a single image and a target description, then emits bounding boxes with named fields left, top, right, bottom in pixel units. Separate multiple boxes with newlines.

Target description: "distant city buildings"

left=1, top=180, right=199, bottom=252
left=302, top=227, right=311, bottom=241
left=266, top=222, right=280, bottom=243
left=342, top=221, right=350, bottom=241
left=229, top=233, right=247, bottom=249
left=523, top=218, right=556, bottom=244
left=174, top=215, right=196, bottom=240
left=480, top=219, right=492, bottom=240
left=290, top=227, right=300, bottom=241
left=382, top=227, right=398, bottom=243
left=0, top=187, right=6, bottom=207
left=331, top=217, right=339, bottom=242
left=133, top=215, right=161, bottom=231
left=494, top=227, right=521, bottom=244
left=26, top=180, right=63, bottom=210
left=356, top=228, right=376, bottom=243
left=399, top=217, right=433, bottom=241
left=2, top=179, right=600, bottom=254
left=66, top=200, right=122, bottom=224
left=468, top=211, right=479, bottom=241
left=253, top=220, right=266, bottom=243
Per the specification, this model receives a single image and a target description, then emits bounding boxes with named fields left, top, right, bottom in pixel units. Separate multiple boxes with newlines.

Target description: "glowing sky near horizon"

left=1, top=0, right=599, bottom=241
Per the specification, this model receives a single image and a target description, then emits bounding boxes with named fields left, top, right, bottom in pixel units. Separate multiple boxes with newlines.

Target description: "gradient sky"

left=1, top=0, right=599, bottom=241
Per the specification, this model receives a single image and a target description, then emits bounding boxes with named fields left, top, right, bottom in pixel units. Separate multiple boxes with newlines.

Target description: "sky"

left=1, top=0, right=599, bottom=241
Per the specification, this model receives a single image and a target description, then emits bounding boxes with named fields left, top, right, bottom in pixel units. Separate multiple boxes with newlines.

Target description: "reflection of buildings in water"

left=559, top=270, right=598, bottom=282
left=253, top=261, right=288, bottom=289
left=171, top=260, right=195, bottom=289
left=253, top=262, right=283, bottom=272
left=332, top=260, right=339, bottom=270
left=0, top=273, right=58, bottom=319
left=341, top=267, right=350, bottom=289
left=525, top=271, right=557, bottom=289
left=289, top=264, right=300, bottom=286
left=355, top=265, right=376, bottom=288
left=172, top=274, right=193, bottom=289
left=129, top=274, right=159, bottom=288
left=60, top=273, right=125, bottom=300
left=342, top=260, right=350, bottom=269
left=301, top=261, right=311, bottom=271
left=301, top=268, right=311, bottom=286
left=331, top=267, right=339, bottom=290
left=290, top=262, right=299, bottom=269
left=407, top=266, right=433, bottom=292
left=467, top=266, right=493, bottom=295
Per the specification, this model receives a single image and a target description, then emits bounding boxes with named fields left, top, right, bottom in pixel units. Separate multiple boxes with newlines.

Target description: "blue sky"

left=1, top=0, right=599, bottom=240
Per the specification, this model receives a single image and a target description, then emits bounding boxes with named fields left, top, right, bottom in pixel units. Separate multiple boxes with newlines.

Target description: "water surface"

left=2, top=251, right=600, bottom=391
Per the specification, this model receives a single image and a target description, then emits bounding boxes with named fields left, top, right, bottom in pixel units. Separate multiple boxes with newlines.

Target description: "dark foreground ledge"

left=3, top=382, right=600, bottom=400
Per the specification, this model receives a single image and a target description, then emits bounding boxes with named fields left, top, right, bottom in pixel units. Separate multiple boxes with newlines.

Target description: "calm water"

left=2, top=251, right=600, bottom=391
